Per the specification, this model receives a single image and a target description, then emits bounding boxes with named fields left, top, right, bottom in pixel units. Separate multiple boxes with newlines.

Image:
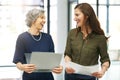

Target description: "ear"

left=31, top=21, right=35, bottom=27
left=32, top=20, right=36, bottom=24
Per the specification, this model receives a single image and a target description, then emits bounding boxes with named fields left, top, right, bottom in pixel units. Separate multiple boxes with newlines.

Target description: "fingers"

left=65, top=67, right=75, bottom=74
left=52, top=69, right=62, bottom=74
left=92, top=71, right=104, bottom=78
left=52, top=66, right=63, bottom=74
left=23, top=64, right=36, bottom=73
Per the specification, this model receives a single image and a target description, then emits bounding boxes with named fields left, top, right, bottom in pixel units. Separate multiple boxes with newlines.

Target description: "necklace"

left=29, top=32, right=42, bottom=41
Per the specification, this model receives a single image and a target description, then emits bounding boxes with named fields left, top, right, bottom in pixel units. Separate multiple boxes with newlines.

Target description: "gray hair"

left=25, top=8, right=45, bottom=27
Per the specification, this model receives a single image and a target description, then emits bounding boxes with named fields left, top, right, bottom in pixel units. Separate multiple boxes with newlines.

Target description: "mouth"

left=40, top=23, right=44, bottom=27
left=76, top=20, right=81, bottom=26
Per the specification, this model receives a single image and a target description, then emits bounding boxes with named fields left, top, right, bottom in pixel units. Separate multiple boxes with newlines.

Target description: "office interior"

left=0, top=0, right=120, bottom=80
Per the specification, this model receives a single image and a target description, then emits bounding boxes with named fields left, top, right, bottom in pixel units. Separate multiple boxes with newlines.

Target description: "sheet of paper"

left=67, top=62, right=99, bottom=76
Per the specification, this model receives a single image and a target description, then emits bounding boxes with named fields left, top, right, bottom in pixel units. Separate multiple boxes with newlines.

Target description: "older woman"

left=13, top=8, right=63, bottom=80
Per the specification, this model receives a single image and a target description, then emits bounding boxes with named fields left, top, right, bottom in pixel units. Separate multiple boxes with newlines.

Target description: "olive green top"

left=64, top=28, right=110, bottom=66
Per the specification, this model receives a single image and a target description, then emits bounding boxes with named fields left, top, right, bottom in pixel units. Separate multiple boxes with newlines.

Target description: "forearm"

left=16, top=62, right=24, bottom=71
left=65, top=55, right=71, bottom=62
left=101, top=61, right=109, bottom=73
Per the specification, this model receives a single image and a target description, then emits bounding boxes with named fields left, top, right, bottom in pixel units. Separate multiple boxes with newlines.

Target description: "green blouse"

left=64, top=28, right=110, bottom=66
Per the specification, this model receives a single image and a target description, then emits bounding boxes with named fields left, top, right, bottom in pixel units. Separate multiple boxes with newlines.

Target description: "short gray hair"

left=25, top=8, right=45, bottom=27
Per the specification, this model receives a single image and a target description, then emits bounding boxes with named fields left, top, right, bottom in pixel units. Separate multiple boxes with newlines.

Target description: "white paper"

left=66, top=62, right=99, bottom=76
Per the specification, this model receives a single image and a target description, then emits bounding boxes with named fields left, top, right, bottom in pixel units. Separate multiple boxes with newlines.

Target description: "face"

left=33, top=13, right=46, bottom=30
left=74, top=8, right=86, bottom=27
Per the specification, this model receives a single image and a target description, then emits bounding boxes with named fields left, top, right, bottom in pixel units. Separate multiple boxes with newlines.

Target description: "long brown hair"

left=75, top=3, right=106, bottom=36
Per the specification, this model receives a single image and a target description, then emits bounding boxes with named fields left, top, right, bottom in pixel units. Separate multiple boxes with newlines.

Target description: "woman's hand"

left=92, top=69, right=106, bottom=78
left=21, top=64, right=36, bottom=73
left=65, top=55, right=75, bottom=74
left=52, top=65, right=63, bottom=74
left=65, top=61, right=75, bottom=74
left=16, top=62, right=36, bottom=73
left=65, top=67, right=75, bottom=74
left=92, top=62, right=109, bottom=78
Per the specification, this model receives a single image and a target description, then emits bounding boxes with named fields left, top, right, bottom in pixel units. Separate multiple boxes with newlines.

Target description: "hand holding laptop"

left=16, top=62, right=36, bottom=73
left=52, top=65, right=63, bottom=74
left=25, top=52, right=63, bottom=73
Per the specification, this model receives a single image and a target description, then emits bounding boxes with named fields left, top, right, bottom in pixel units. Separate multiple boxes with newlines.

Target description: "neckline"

left=27, top=31, right=42, bottom=41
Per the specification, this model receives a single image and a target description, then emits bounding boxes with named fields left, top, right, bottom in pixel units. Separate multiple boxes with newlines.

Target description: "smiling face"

left=33, top=13, right=46, bottom=30
left=74, top=8, right=87, bottom=28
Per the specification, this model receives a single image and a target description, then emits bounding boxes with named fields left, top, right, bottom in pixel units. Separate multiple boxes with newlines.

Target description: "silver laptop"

left=29, top=52, right=63, bottom=72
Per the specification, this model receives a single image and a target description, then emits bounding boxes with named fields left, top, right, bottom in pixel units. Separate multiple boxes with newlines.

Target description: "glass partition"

left=0, top=0, right=45, bottom=66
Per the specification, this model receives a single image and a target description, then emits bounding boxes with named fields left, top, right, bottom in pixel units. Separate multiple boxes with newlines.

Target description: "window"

left=0, top=0, right=46, bottom=79
left=0, top=0, right=45, bottom=66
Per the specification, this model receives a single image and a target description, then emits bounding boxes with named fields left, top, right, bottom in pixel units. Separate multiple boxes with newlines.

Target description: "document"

left=66, top=62, right=99, bottom=76
left=29, top=52, right=63, bottom=72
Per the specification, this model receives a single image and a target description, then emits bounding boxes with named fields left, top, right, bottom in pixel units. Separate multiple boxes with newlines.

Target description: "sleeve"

left=98, top=36, right=110, bottom=66
left=13, top=35, right=26, bottom=64
left=64, top=31, right=72, bottom=58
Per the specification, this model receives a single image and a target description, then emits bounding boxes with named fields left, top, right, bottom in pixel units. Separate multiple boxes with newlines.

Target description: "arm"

left=64, top=31, right=72, bottom=60
left=65, top=55, right=71, bottom=63
left=101, top=61, right=109, bottom=73
left=13, top=35, right=26, bottom=64
left=16, top=62, right=36, bottom=73
left=64, top=31, right=75, bottom=73
left=92, top=61, right=109, bottom=78
left=64, top=55, right=75, bottom=74
left=99, top=36, right=110, bottom=72
left=92, top=36, right=110, bottom=78
left=13, top=34, right=36, bottom=73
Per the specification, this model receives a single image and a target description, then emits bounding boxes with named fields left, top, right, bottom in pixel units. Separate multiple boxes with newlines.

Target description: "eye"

left=75, top=13, right=79, bottom=16
left=76, top=14, right=79, bottom=16
left=40, top=16, right=45, bottom=19
left=41, top=16, right=43, bottom=18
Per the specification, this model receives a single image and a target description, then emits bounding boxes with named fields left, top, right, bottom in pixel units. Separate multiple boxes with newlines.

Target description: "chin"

left=76, top=25, right=80, bottom=27
left=39, top=26, right=43, bottom=29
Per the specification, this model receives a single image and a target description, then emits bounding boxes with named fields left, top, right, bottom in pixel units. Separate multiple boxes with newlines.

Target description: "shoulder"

left=17, top=32, right=31, bottom=42
left=69, top=28, right=77, bottom=33
left=92, top=34, right=107, bottom=42
left=19, top=31, right=29, bottom=37
left=68, top=28, right=77, bottom=35
left=94, top=34, right=106, bottom=39
left=17, top=32, right=29, bottom=39
left=15, top=32, right=29, bottom=44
